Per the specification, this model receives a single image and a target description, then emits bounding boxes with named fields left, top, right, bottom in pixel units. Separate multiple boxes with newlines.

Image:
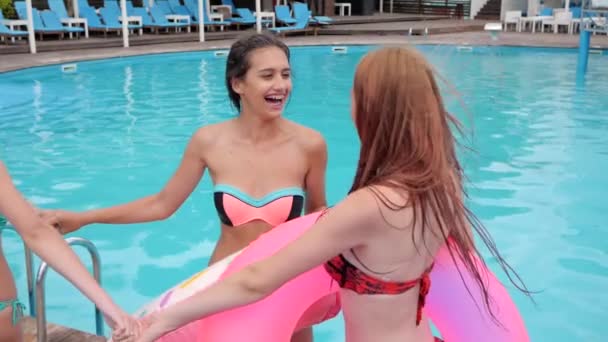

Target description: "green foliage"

left=0, top=0, right=16, bottom=19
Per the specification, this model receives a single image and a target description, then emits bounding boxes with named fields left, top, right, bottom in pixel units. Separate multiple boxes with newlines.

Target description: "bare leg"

left=0, top=309, right=22, bottom=342
left=0, top=241, right=22, bottom=342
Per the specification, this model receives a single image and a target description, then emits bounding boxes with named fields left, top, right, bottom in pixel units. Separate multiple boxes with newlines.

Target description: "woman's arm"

left=303, top=131, right=328, bottom=213
left=0, top=162, right=136, bottom=334
left=43, top=129, right=209, bottom=233
left=136, top=188, right=379, bottom=341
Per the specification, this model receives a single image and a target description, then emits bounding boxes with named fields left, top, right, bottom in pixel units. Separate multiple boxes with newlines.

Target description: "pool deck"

left=1, top=30, right=607, bottom=73
left=21, top=316, right=106, bottom=342
left=0, top=13, right=451, bottom=55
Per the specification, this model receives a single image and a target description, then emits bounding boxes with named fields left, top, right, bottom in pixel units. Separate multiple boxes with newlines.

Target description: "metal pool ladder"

left=23, top=237, right=105, bottom=341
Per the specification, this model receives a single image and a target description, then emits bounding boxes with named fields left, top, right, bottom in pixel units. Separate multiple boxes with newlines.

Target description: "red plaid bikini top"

left=324, top=251, right=434, bottom=326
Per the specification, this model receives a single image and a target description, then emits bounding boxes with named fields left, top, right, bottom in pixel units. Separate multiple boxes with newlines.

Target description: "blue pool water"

left=1, top=45, right=607, bottom=341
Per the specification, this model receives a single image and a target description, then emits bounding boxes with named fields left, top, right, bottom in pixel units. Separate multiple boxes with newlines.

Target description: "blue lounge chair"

left=13, top=1, right=29, bottom=20
left=20, top=7, right=63, bottom=39
left=130, top=6, right=159, bottom=32
left=14, top=0, right=75, bottom=33
left=147, top=5, right=190, bottom=32
left=275, top=5, right=296, bottom=25
left=0, top=23, right=28, bottom=41
left=79, top=5, right=123, bottom=36
left=99, top=7, right=143, bottom=33
left=127, top=0, right=138, bottom=15
left=232, top=8, right=272, bottom=27
left=48, top=0, right=93, bottom=37
left=17, top=5, right=70, bottom=40
left=48, top=0, right=71, bottom=19
left=155, top=0, right=175, bottom=14
left=268, top=2, right=315, bottom=36
left=0, top=12, right=28, bottom=44
left=103, top=0, right=139, bottom=16
left=183, top=0, right=230, bottom=30
left=77, top=0, right=95, bottom=14
left=201, top=0, right=231, bottom=30
left=292, top=2, right=332, bottom=25
left=103, top=0, right=121, bottom=13
left=219, top=0, right=262, bottom=25
left=168, top=0, right=193, bottom=17
left=310, top=14, right=332, bottom=25
left=39, top=9, right=85, bottom=38
left=104, top=0, right=139, bottom=17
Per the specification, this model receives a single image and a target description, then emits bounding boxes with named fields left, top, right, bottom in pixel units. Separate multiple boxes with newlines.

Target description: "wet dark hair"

left=225, top=33, right=290, bottom=111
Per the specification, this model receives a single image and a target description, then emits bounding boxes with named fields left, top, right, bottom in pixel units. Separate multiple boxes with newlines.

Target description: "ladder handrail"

left=28, top=237, right=105, bottom=341
left=1, top=218, right=105, bottom=339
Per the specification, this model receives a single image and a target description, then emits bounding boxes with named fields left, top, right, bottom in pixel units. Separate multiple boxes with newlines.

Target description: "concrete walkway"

left=21, top=316, right=106, bottom=342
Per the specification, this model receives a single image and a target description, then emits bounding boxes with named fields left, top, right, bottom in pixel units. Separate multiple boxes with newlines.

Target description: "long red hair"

left=350, top=46, right=531, bottom=322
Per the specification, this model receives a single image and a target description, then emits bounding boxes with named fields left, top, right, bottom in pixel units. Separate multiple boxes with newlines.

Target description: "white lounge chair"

left=541, top=11, right=573, bottom=33
left=503, top=10, right=522, bottom=31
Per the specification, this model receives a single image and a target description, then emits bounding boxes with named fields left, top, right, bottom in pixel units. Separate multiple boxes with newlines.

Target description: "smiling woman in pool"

left=42, top=33, right=330, bottom=342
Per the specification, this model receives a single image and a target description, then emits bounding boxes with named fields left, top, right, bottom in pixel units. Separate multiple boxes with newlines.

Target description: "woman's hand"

left=106, top=311, right=142, bottom=342
left=132, top=312, right=174, bottom=342
left=39, top=209, right=86, bottom=234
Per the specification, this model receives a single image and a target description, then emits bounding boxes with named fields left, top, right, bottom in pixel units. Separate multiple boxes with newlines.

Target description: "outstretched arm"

left=135, top=188, right=379, bottom=341
left=43, top=129, right=208, bottom=233
left=0, top=162, right=137, bottom=335
left=304, top=132, right=328, bottom=213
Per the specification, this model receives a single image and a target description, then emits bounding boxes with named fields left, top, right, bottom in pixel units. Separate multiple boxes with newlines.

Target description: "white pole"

left=199, top=0, right=205, bottom=41
left=73, top=0, right=79, bottom=17
left=255, top=0, right=261, bottom=33
left=120, top=0, right=129, bottom=47
left=379, top=0, right=383, bottom=13
left=565, top=0, right=570, bottom=11
left=25, top=0, right=36, bottom=54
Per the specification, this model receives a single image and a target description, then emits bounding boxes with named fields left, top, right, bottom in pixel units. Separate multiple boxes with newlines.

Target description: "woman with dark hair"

left=129, top=46, right=530, bottom=342
left=42, top=33, right=330, bottom=342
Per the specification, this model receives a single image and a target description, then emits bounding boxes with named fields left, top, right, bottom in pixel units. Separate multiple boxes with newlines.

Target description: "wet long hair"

left=350, top=46, right=531, bottom=322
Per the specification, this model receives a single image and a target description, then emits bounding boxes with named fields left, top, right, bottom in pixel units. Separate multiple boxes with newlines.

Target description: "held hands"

left=135, top=312, right=177, bottom=342
left=39, top=209, right=85, bottom=234
left=105, top=310, right=142, bottom=342
left=110, top=312, right=173, bottom=342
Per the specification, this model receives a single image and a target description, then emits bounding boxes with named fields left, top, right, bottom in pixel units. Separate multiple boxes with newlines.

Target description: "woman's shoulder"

left=354, top=184, right=410, bottom=217
left=193, top=120, right=234, bottom=146
left=284, top=120, right=327, bottom=153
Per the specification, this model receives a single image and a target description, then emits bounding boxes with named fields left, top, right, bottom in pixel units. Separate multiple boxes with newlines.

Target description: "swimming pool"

left=0, top=44, right=606, bottom=341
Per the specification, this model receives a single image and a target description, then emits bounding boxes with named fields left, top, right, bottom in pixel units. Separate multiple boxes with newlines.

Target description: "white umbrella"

left=527, top=0, right=539, bottom=16
left=256, top=0, right=261, bottom=33
left=120, top=0, right=129, bottom=47
left=25, top=0, right=36, bottom=53
left=72, top=0, right=80, bottom=17
left=199, top=0, right=205, bottom=41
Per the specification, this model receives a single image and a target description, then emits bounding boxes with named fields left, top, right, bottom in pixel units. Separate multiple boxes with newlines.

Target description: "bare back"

left=338, top=185, right=447, bottom=342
